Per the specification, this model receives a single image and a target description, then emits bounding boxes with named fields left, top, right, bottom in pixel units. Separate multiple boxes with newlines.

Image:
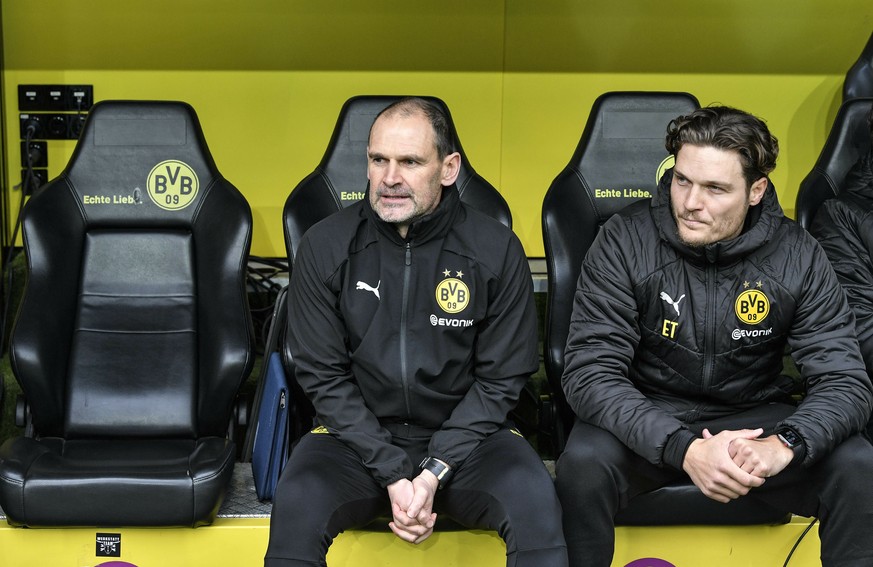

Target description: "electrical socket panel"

left=18, top=84, right=93, bottom=112
left=20, top=141, right=47, bottom=168
left=20, top=113, right=87, bottom=140
left=20, top=169, right=48, bottom=194
left=18, top=84, right=93, bottom=145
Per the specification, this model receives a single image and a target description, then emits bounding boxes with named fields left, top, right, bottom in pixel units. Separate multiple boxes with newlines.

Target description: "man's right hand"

left=682, top=428, right=766, bottom=503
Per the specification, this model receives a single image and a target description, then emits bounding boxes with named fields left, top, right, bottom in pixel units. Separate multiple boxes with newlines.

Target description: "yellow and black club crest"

left=147, top=159, right=199, bottom=211
left=435, top=269, right=470, bottom=314
left=735, top=282, right=770, bottom=324
left=657, top=155, right=675, bottom=183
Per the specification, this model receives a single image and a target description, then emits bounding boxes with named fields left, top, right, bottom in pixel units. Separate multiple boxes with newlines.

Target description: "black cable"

left=0, top=123, right=39, bottom=353
left=73, top=95, right=86, bottom=138
left=248, top=255, right=290, bottom=279
left=245, top=256, right=289, bottom=356
left=783, top=517, right=818, bottom=567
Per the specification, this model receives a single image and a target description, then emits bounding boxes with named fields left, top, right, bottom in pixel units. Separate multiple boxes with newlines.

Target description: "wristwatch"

left=419, top=456, right=453, bottom=489
left=776, top=428, right=804, bottom=461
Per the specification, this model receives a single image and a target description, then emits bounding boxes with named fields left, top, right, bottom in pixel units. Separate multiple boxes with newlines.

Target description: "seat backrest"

left=283, top=95, right=511, bottom=263
left=844, top=32, right=873, bottom=101
left=11, top=100, right=254, bottom=439
left=795, top=97, right=873, bottom=229
left=542, top=91, right=700, bottom=448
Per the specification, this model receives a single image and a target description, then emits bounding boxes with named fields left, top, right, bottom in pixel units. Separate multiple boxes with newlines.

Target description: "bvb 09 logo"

left=147, top=160, right=199, bottom=211
left=436, top=278, right=470, bottom=314
left=656, top=155, right=675, bottom=184
left=735, top=289, right=770, bottom=324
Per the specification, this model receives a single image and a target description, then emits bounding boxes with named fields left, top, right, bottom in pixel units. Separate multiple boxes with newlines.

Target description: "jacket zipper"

left=702, top=263, right=716, bottom=391
left=400, top=242, right=413, bottom=418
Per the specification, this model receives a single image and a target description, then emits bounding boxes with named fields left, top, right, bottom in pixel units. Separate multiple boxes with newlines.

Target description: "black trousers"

left=556, top=403, right=873, bottom=567
left=265, top=427, right=568, bottom=567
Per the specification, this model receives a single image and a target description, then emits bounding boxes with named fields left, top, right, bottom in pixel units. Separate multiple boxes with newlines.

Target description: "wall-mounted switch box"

left=18, top=86, right=46, bottom=111
left=45, top=86, right=66, bottom=110
left=66, top=85, right=93, bottom=111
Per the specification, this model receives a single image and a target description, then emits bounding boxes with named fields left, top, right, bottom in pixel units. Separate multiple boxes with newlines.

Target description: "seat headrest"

left=284, top=94, right=510, bottom=262
left=569, top=91, right=700, bottom=224
left=844, top=31, right=873, bottom=101
left=317, top=95, right=481, bottom=208
left=61, top=100, right=220, bottom=228
left=795, top=97, right=873, bottom=228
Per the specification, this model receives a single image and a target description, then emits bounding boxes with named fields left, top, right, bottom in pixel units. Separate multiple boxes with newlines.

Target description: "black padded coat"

left=562, top=171, right=872, bottom=471
left=287, top=186, right=538, bottom=487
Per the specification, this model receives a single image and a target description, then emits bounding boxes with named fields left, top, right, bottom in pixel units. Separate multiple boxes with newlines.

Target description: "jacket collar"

left=362, top=184, right=462, bottom=246
left=651, top=168, right=783, bottom=265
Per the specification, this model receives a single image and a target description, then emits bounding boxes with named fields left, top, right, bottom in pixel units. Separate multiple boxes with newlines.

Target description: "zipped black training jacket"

left=287, top=186, right=538, bottom=487
left=562, top=170, right=872, bottom=471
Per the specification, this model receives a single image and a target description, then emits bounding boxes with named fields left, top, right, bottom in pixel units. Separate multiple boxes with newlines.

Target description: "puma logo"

left=659, top=291, right=685, bottom=317
left=356, top=280, right=380, bottom=300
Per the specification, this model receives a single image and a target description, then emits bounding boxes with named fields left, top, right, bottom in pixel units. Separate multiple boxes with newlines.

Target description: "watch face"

left=778, top=429, right=801, bottom=448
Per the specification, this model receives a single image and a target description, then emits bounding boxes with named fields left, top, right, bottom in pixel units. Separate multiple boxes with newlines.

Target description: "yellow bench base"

left=0, top=516, right=820, bottom=566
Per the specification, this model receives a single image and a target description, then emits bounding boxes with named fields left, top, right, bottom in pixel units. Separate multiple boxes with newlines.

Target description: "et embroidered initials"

left=662, top=319, right=678, bottom=339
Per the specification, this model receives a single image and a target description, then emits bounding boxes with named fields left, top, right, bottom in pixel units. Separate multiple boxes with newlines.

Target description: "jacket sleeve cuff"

left=371, top=453, right=414, bottom=488
left=381, top=473, right=409, bottom=489
left=662, top=428, right=697, bottom=470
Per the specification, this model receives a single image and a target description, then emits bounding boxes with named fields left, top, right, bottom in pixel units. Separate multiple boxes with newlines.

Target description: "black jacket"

left=287, top=186, right=538, bottom=487
left=563, top=171, right=872, bottom=471
left=810, top=151, right=873, bottom=376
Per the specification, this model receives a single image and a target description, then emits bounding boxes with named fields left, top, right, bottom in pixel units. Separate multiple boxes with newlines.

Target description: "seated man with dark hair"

left=809, top=105, right=873, bottom=440
left=557, top=105, right=873, bottom=567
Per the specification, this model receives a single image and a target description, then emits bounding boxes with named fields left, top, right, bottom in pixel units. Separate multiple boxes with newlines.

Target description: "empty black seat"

left=0, top=101, right=254, bottom=527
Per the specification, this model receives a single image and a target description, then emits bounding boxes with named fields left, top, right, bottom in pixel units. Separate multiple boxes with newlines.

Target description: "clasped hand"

left=386, top=471, right=440, bottom=544
left=682, top=428, right=794, bottom=503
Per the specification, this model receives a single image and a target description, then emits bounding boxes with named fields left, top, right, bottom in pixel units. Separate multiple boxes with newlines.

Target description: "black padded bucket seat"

left=0, top=100, right=254, bottom=527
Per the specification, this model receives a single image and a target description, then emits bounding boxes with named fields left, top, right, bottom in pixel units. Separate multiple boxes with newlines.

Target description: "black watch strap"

left=419, top=456, right=452, bottom=489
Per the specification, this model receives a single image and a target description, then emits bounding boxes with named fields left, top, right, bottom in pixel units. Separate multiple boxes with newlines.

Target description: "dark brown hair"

left=666, top=106, right=779, bottom=186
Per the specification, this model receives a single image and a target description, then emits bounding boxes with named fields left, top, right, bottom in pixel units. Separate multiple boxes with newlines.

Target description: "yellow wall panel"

left=2, top=0, right=507, bottom=72
left=501, top=73, right=845, bottom=254
left=504, top=0, right=872, bottom=74
left=4, top=69, right=505, bottom=256
left=3, top=1, right=872, bottom=256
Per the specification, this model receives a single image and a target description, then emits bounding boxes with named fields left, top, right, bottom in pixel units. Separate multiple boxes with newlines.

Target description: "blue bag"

left=251, top=351, right=291, bottom=501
